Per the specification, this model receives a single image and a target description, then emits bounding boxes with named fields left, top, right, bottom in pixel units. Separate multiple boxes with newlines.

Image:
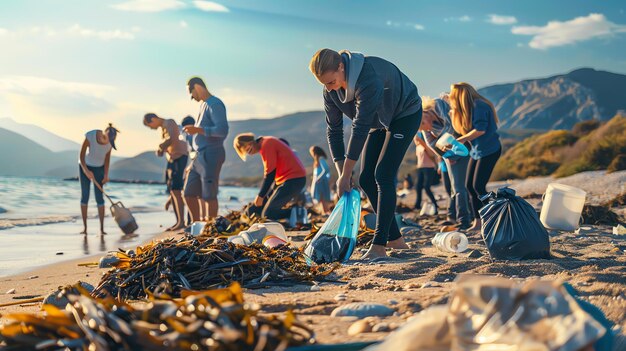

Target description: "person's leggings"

left=466, top=148, right=501, bottom=218
left=441, top=170, right=452, bottom=215
left=79, top=165, right=105, bottom=206
left=247, top=177, right=306, bottom=220
left=359, top=110, right=421, bottom=246
left=415, top=168, right=437, bottom=210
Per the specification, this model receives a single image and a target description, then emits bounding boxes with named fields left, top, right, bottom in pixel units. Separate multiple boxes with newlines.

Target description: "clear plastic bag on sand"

left=304, top=189, right=360, bottom=264
left=367, top=275, right=608, bottom=351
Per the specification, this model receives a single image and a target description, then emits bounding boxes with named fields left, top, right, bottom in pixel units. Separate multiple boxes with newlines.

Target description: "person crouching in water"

left=449, top=83, right=501, bottom=231
left=309, top=146, right=332, bottom=215
left=309, top=48, right=422, bottom=260
left=78, top=123, right=118, bottom=235
left=234, top=133, right=306, bottom=220
left=143, top=113, right=189, bottom=230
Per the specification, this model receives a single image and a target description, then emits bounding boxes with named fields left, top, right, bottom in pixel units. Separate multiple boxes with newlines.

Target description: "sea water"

left=0, top=176, right=257, bottom=276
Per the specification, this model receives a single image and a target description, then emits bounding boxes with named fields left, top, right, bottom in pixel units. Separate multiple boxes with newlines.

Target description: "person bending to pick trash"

left=234, top=133, right=307, bottom=220
left=309, top=48, right=422, bottom=260
left=78, top=123, right=119, bottom=235
left=448, top=82, right=501, bottom=232
left=143, top=113, right=189, bottom=230
left=183, top=77, right=229, bottom=222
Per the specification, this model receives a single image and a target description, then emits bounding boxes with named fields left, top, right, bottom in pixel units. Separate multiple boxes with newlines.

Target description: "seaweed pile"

left=200, top=211, right=263, bottom=238
left=92, top=236, right=337, bottom=301
left=0, top=283, right=314, bottom=351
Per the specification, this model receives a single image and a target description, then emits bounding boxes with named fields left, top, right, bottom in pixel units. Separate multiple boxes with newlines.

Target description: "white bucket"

left=540, top=183, right=586, bottom=231
left=432, top=231, right=468, bottom=253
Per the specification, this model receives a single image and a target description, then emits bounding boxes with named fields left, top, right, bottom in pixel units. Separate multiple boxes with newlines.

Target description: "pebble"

left=388, top=299, right=398, bottom=305
left=348, top=320, right=372, bottom=335
left=56, top=252, right=64, bottom=255
left=6, top=288, right=16, bottom=294
left=422, top=281, right=437, bottom=288
left=331, top=302, right=394, bottom=318
left=372, top=322, right=390, bottom=332
left=43, top=282, right=95, bottom=308
left=28, top=275, right=38, bottom=280
left=403, top=283, right=419, bottom=290
left=310, top=285, right=321, bottom=292
left=334, top=293, right=347, bottom=302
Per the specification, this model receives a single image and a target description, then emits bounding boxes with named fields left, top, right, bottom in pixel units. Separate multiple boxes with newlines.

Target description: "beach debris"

left=0, top=282, right=315, bottom=351
left=92, top=235, right=337, bottom=300
left=5, top=288, right=15, bottom=294
left=613, top=224, right=626, bottom=235
left=348, top=319, right=373, bottom=335
left=331, top=303, right=394, bottom=319
left=28, top=275, right=38, bottom=279
left=432, top=231, right=468, bottom=253
left=43, top=282, right=95, bottom=308
left=99, top=253, right=121, bottom=268
left=310, top=285, right=321, bottom=292
left=368, top=275, right=610, bottom=351
left=421, top=281, right=437, bottom=288
left=582, top=204, right=624, bottom=226
left=200, top=210, right=264, bottom=238
left=56, top=252, right=64, bottom=255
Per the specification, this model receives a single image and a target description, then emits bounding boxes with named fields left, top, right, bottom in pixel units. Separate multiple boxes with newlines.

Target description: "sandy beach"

left=1, top=170, right=625, bottom=348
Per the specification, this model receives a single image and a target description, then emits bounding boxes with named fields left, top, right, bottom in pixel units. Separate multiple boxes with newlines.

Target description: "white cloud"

left=0, top=76, right=116, bottom=116
left=512, top=13, right=626, bottom=50
left=180, top=20, right=188, bottom=28
left=386, top=21, right=425, bottom=31
left=487, top=14, right=518, bottom=25
left=111, top=0, right=185, bottom=12
left=445, top=15, right=472, bottom=23
left=193, top=1, right=229, bottom=13
left=30, top=26, right=57, bottom=37
left=67, top=24, right=136, bottom=40
left=0, top=28, right=8, bottom=36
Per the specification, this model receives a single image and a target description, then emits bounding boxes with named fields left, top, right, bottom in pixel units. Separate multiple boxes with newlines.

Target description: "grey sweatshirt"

left=324, top=51, right=421, bottom=162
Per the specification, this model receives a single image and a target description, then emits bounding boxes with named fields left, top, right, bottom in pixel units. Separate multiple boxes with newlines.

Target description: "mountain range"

left=1, top=67, right=624, bottom=183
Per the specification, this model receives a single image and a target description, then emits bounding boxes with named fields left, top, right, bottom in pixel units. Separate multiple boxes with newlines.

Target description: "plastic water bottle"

left=432, top=231, right=469, bottom=253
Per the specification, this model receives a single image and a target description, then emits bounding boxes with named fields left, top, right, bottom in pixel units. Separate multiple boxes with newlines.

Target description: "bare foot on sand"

left=387, top=237, right=410, bottom=250
left=360, top=244, right=387, bottom=260
left=167, top=223, right=185, bottom=231
left=80, top=228, right=87, bottom=235
left=466, top=219, right=481, bottom=232
left=100, top=231, right=107, bottom=235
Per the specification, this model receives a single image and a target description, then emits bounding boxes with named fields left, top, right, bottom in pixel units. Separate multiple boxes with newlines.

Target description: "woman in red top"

left=234, top=133, right=307, bottom=220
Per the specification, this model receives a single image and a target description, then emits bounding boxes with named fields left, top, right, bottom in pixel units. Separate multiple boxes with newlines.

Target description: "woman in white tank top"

left=78, top=123, right=119, bottom=235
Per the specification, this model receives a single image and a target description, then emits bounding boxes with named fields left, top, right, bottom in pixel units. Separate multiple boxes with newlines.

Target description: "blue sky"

left=0, top=0, right=625, bottom=156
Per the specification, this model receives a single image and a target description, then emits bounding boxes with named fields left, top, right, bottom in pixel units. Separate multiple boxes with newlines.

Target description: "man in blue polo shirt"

left=183, top=77, right=229, bottom=221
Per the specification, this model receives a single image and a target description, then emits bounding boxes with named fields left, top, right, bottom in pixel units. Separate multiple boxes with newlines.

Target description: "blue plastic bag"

left=304, top=189, right=361, bottom=264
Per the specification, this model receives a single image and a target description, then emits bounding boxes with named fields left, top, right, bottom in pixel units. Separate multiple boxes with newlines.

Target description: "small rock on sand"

left=6, top=288, right=16, bottom=294
left=28, top=275, right=38, bottom=280
left=348, top=320, right=373, bottom=335
left=56, top=252, right=63, bottom=255
left=331, top=302, right=394, bottom=318
left=334, top=293, right=347, bottom=302
left=372, top=322, right=390, bottom=332
left=310, top=285, right=321, bottom=292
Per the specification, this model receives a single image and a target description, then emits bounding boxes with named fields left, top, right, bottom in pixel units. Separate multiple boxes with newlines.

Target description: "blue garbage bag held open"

left=304, top=189, right=361, bottom=264
left=480, top=187, right=551, bottom=260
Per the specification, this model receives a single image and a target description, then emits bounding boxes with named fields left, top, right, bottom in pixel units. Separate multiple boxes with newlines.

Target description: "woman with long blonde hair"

left=309, top=48, right=422, bottom=260
left=449, top=82, right=501, bottom=231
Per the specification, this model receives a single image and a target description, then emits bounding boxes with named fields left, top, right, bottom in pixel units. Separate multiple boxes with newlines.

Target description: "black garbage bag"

left=479, top=187, right=550, bottom=260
